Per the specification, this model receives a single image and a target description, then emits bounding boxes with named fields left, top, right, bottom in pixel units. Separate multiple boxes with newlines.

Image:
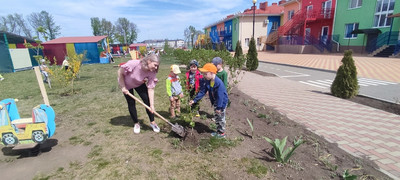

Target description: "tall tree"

left=127, top=22, right=137, bottom=44
left=41, top=11, right=60, bottom=40
left=28, top=11, right=60, bottom=40
left=28, top=12, right=45, bottom=39
left=90, top=17, right=101, bottom=36
left=14, top=13, right=32, bottom=38
left=101, top=18, right=115, bottom=43
left=115, top=18, right=137, bottom=44
left=115, top=17, right=130, bottom=44
left=0, top=14, right=32, bottom=38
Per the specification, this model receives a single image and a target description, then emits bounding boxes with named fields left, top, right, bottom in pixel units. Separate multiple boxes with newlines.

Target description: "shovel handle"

left=126, top=92, right=173, bottom=126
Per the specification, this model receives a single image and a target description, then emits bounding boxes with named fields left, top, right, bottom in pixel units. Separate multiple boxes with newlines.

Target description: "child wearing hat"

left=167, top=64, right=184, bottom=118
left=186, top=59, right=203, bottom=117
left=212, top=57, right=228, bottom=89
left=189, top=63, right=229, bottom=138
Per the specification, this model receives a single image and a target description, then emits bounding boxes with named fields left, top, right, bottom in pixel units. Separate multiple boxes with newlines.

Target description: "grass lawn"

left=0, top=55, right=240, bottom=179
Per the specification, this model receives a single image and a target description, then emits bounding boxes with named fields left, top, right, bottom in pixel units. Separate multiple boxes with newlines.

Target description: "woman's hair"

left=141, top=54, right=160, bottom=73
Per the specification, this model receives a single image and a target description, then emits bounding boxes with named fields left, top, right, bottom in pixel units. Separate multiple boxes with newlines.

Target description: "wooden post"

left=34, top=67, right=50, bottom=105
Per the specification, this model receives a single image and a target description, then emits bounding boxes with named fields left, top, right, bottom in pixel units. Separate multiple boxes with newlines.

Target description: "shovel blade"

left=172, top=123, right=186, bottom=137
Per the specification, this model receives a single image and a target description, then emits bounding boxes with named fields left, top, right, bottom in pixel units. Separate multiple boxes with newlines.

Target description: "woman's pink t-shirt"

left=119, top=60, right=157, bottom=90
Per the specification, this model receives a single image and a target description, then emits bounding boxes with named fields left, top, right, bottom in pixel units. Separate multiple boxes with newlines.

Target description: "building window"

left=288, top=10, right=294, bottom=20
left=225, top=27, right=227, bottom=33
left=233, top=23, right=236, bottom=31
left=257, top=38, right=261, bottom=46
left=245, top=38, right=249, bottom=47
left=345, top=23, right=359, bottom=38
left=272, top=22, right=278, bottom=30
left=229, top=25, right=232, bottom=33
left=374, top=0, right=395, bottom=27
left=349, top=0, right=362, bottom=9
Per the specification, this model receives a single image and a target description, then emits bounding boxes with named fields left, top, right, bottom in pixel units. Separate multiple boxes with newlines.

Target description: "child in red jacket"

left=186, top=60, right=203, bottom=117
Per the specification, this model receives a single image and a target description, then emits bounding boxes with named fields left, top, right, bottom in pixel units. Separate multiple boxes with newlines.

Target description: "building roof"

left=129, top=43, right=147, bottom=47
left=0, top=31, right=36, bottom=44
left=279, top=0, right=300, bottom=6
left=242, top=2, right=284, bottom=15
left=42, top=36, right=107, bottom=44
left=204, top=1, right=284, bottom=29
left=351, top=29, right=382, bottom=34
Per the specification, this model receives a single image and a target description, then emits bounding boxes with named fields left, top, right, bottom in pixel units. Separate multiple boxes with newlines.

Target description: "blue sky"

left=0, top=0, right=281, bottom=42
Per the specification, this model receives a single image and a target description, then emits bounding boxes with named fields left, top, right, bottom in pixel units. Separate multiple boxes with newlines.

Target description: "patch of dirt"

left=179, top=87, right=392, bottom=179
left=348, top=95, right=400, bottom=116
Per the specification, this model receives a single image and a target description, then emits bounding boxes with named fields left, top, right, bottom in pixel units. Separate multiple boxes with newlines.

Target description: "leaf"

left=246, top=118, right=254, bottom=131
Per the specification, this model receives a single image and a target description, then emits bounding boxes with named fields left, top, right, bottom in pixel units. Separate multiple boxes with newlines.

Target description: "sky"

left=0, top=0, right=281, bottom=42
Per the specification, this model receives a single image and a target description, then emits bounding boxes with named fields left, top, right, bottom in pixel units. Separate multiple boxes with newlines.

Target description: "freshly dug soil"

left=178, top=87, right=392, bottom=179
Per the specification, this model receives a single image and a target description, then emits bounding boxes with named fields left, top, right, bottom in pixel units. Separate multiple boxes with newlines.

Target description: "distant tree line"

left=0, top=11, right=61, bottom=41
left=90, top=17, right=137, bottom=44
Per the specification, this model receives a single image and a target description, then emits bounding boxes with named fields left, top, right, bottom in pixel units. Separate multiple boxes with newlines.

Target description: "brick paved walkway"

left=237, top=72, right=400, bottom=179
left=258, top=52, right=400, bottom=83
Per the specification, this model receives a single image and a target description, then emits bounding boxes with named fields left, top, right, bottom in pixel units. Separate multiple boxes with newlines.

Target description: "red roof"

left=243, top=2, right=283, bottom=15
left=42, top=36, right=107, bottom=44
left=129, top=43, right=147, bottom=47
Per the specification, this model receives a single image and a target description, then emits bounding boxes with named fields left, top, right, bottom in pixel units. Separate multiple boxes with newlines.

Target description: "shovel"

left=126, top=92, right=186, bottom=137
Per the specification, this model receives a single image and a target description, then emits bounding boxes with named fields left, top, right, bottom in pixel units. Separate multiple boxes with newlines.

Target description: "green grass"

left=0, top=55, right=250, bottom=179
left=240, top=158, right=268, bottom=178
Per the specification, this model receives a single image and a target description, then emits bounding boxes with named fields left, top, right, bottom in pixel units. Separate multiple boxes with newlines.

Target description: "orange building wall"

left=282, top=1, right=301, bottom=24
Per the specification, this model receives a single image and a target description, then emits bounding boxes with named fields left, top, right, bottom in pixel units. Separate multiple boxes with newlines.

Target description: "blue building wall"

left=224, top=20, right=233, bottom=51
left=267, top=16, right=281, bottom=35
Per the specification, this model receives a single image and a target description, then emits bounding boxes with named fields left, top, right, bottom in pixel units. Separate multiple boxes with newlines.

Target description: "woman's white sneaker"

left=133, top=123, right=140, bottom=134
left=150, top=123, right=160, bottom=133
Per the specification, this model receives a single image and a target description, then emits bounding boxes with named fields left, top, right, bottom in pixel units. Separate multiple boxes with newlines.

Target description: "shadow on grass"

left=1, top=139, right=58, bottom=158
left=109, top=116, right=155, bottom=130
left=110, top=116, right=133, bottom=127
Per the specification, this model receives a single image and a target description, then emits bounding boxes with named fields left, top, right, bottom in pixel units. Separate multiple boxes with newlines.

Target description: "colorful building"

left=204, top=1, right=284, bottom=51
left=277, top=0, right=336, bottom=53
left=42, top=36, right=107, bottom=65
left=333, top=0, right=400, bottom=56
left=0, top=31, right=42, bottom=73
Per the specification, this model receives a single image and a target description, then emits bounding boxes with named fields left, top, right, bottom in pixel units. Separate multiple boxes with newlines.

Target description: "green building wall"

left=232, top=17, right=239, bottom=51
left=333, top=0, right=400, bottom=47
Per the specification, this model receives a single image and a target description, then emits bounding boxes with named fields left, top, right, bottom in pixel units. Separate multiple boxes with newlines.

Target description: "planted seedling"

left=263, top=136, right=304, bottom=164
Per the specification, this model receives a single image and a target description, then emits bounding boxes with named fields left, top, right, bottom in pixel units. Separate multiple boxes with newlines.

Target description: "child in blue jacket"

left=189, top=63, right=229, bottom=138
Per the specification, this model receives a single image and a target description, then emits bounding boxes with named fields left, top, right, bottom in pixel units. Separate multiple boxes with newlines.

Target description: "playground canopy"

left=42, top=36, right=107, bottom=65
left=0, top=31, right=41, bottom=73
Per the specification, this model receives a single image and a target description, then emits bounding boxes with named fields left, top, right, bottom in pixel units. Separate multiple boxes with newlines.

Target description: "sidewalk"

left=257, top=52, right=400, bottom=83
left=237, top=71, right=400, bottom=179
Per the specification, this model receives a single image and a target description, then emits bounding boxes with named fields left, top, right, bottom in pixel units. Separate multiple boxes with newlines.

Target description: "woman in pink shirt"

left=118, top=54, right=160, bottom=134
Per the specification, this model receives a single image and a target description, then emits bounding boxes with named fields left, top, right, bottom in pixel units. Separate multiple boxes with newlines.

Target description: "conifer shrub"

left=331, top=50, right=359, bottom=98
left=234, top=40, right=243, bottom=59
left=246, top=37, right=258, bottom=71
left=219, top=42, right=226, bottom=51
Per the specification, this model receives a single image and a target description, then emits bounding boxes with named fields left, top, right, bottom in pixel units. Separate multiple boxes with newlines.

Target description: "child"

left=39, top=59, right=50, bottom=83
left=0, top=74, right=4, bottom=81
left=166, top=65, right=183, bottom=118
left=186, top=60, right=203, bottom=117
left=212, top=57, right=228, bottom=89
left=189, top=63, right=229, bottom=138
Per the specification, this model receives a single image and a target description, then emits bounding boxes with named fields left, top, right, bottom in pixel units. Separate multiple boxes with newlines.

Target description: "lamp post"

left=252, top=0, right=257, bottom=38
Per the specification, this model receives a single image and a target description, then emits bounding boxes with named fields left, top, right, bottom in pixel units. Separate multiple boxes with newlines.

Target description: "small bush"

left=331, top=50, right=359, bottom=98
left=246, top=37, right=258, bottom=71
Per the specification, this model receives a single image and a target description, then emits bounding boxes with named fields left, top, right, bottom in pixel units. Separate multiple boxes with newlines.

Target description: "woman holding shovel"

left=118, top=54, right=161, bottom=134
